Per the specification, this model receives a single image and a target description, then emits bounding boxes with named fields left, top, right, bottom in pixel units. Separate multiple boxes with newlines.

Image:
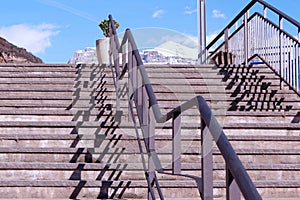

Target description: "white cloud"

left=0, top=23, right=59, bottom=54
left=212, top=9, right=226, bottom=19
left=152, top=9, right=165, bottom=18
left=184, top=6, right=197, bottom=15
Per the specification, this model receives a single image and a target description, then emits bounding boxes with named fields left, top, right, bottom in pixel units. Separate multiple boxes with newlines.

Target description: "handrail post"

left=296, top=43, right=300, bottom=90
left=128, top=42, right=133, bottom=121
left=172, top=111, right=181, bottom=174
left=107, top=16, right=263, bottom=199
left=244, top=12, right=249, bottom=65
left=108, top=28, right=120, bottom=117
left=279, top=16, right=284, bottom=89
left=201, top=118, right=213, bottom=199
left=263, top=5, right=267, bottom=18
left=298, top=27, right=300, bottom=42
left=148, top=105, right=156, bottom=200
left=198, top=0, right=207, bottom=64
left=224, top=28, right=229, bottom=53
left=226, top=163, right=241, bottom=200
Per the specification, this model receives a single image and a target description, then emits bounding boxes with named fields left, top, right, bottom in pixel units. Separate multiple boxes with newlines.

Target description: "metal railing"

left=106, top=14, right=262, bottom=199
left=206, top=0, right=300, bottom=92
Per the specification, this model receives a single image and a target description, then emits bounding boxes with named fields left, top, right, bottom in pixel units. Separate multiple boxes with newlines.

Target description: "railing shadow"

left=67, top=64, right=130, bottom=199
left=218, top=64, right=294, bottom=112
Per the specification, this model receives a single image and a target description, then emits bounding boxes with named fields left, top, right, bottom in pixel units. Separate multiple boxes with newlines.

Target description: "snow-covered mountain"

left=68, top=41, right=198, bottom=64
left=141, top=41, right=197, bottom=64
left=68, top=47, right=98, bottom=64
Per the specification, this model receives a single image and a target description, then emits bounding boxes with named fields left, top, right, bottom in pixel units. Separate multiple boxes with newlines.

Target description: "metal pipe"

left=107, top=14, right=262, bottom=199
left=198, top=0, right=206, bottom=64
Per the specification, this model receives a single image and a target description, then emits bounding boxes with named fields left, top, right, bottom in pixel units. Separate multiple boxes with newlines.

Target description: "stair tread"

left=0, top=147, right=298, bottom=155
left=0, top=179, right=298, bottom=188
left=0, top=133, right=298, bottom=141
left=0, top=162, right=298, bottom=170
left=0, top=62, right=299, bottom=199
left=1, top=121, right=297, bottom=129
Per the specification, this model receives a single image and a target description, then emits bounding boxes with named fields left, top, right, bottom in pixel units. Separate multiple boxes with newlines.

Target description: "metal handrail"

left=207, top=0, right=300, bottom=51
left=212, top=12, right=300, bottom=56
left=107, top=14, right=262, bottom=199
left=206, top=0, right=300, bottom=91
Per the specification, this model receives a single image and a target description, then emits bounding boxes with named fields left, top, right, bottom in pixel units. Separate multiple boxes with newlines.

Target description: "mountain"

left=0, top=37, right=43, bottom=63
left=68, top=41, right=198, bottom=65
left=154, top=41, right=198, bottom=60
left=68, top=47, right=98, bottom=64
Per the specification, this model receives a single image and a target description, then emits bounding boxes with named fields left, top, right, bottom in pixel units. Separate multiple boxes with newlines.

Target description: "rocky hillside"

left=0, top=37, right=43, bottom=63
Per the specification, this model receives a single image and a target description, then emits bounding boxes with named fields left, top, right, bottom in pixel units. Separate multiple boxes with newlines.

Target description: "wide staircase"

left=0, top=62, right=299, bottom=199
left=1, top=0, right=300, bottom=199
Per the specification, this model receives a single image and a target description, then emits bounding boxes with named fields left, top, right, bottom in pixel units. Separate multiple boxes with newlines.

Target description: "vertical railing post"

left=108, top=27, right=120, bottom=116
left=128, top=42, right=133, bottom=122
left=198, top=0, right=207, bottom=64
left=224, top=28, right=229, bottom=65
left=122, top=43, right=126, bottom=71
left=172, top=111, right=181, bottom=174
left=295, top=27, right=300, bottom=91
left=296, top=43, right=300, bottom=90
left=148, top=105, right=156, bottom=200
left=279, top=16, right=284, bottom=89
left=201, top=118, right=213, bottom=200
left=224, top=28, right=229, bottom=53
left=263, top=5, right=267, bottom=18
left=244, top=12, right=249, bottom=65
left=226, top=163, right=241, bottom=200
left=298, top=27, right=300, bottom=42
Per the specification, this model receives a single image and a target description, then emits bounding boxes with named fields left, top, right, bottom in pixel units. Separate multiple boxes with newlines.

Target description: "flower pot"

left=96, top=38, right=109, bottom=65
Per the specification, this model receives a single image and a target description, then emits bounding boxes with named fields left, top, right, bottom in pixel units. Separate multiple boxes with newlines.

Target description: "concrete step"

left=0, top=164, right=298, bottom=188
left=0, top=179, right=298, bottom=199
left=1, top=129, right=298, bottom=148
left=0, top=72, right=76, bottom=78
left=0, top=100, right=72, bottom=108
left=0, top=80, right=75, bottom=84
left=0, top=93, right=73, bottom=100
left=0, top=147, right=298, bottom=162
left=0, top=63, right=299, bottom=199
left=0, top=63, right=75, bottom=68
left=0, top=115, right=73, bottom=122
left=0, top=86, right=74, bottom=92
left=0, top=67, right=76, bottom=73
left=0, top=162, right=298, bottom=173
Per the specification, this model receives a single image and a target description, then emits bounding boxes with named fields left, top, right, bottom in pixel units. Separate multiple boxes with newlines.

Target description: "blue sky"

left=0, top=0, right=299, bottom=63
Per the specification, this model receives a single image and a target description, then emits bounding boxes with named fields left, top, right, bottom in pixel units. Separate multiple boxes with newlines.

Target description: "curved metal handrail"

left=206, top=0, right=300, bottom=92
left=207, top=0, right=300, bottom=51
left=107, top=14, right=262, bottom=199
left=211, top=12, right=300, bottom=60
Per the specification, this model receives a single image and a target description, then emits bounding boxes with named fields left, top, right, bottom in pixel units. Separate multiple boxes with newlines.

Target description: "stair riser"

left=0, top=116, right=74, bottom=122
left=0, top=187, right=108, bottom=199
left=0, top=152, right=298, bottom=165
left=0, top=185, right=298, bottom=199
left=0, top=62, right=299, bottom=200
left=0, top=170, right=145, bottom=182
left=1, top=125, right=298, bottom=136
left=214, top=170, right=300, bottom=182
left=1, top=169, right=299, bottom=183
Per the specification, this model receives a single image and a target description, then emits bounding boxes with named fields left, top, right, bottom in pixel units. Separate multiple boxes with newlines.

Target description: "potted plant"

left=96, top=19, right=119, bottom=65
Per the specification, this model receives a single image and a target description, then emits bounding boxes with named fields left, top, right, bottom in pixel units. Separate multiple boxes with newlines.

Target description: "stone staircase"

left=0, top=63, right=299, bottom=199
